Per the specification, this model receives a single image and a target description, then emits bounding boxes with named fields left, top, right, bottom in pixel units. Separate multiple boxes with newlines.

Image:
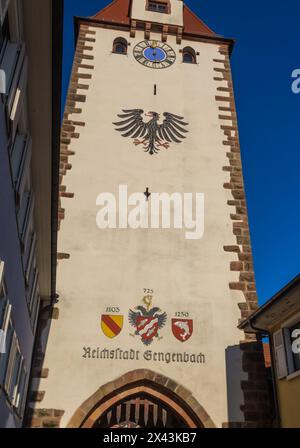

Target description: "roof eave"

left=239, top=273, right=300, bottom=333
left=74, top=16, right=235, bottom=55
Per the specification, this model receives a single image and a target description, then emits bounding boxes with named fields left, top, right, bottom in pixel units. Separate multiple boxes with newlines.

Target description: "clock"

left=133, top=40, right=176, bottom=69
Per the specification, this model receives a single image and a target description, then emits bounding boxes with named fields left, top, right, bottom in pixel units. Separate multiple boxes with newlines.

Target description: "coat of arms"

left=172, top=319, right=193, bottom=342
left=128, top=295, right=167, bottom=345
left=113, top=109, right=188, bottom=155
left=101, top=314, right=123, bottom=339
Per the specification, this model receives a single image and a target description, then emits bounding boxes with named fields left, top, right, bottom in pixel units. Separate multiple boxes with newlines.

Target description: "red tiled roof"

left=90, top=0, right=216, bottom=37
left=92, top=0, right=131, bottom=25
left=183, top=5, right=216, bottom=36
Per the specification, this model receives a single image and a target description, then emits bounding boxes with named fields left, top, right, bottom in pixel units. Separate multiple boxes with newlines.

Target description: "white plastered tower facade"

left=27, top=0, right=272, bottom=429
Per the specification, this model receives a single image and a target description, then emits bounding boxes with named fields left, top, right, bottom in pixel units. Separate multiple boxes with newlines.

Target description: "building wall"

left=0, top=46, right=31, bottom=431
left=30, top=22, right=256, bottom=428
left=273, top=321, right=300, bottom=428
left=277, top=376, right=300, bottom=428
left=0, top=0, right=40, bottom=427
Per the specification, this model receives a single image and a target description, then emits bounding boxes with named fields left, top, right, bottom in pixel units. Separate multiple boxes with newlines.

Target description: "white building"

left=0, top=0, right=62, bottom=427
left=29, top=0, right=272, bottom=428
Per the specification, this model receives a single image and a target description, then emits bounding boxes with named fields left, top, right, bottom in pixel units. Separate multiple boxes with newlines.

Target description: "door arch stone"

left=67, top=369, right=215, bottom=428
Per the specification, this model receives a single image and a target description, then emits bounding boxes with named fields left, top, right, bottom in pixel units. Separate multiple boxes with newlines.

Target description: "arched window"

left=112, top=38, right=128, bottom=55
left=182, top=47, right=197, bottom=64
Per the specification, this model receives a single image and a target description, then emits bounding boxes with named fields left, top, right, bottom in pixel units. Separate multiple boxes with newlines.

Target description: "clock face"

left=133, top=40, right=176, bottom=69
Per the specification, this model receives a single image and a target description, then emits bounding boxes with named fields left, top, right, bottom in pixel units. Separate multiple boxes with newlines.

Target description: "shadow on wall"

left=24, top=305, right=64, bottom=427
left=225, top=341, right=275, bottom=428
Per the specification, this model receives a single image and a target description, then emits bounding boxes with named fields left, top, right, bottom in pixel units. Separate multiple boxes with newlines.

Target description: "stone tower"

left=28, top=0, right=272, bottom=428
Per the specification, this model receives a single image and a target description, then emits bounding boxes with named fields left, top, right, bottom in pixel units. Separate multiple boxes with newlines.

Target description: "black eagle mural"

left=113, top=109, right=189, bottom=155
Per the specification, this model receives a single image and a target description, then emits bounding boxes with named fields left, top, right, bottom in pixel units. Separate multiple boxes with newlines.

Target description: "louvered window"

left=273, top=329, right=288, bottom=379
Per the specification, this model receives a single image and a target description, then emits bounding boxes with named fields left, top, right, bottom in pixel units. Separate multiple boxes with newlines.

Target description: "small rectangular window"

left=0, top=264, right=27, bottom=414
left=147, top=1, right=168, bottom=14
left=10, top=133, right=32, bottom=205
left=18, top=191, right=34, bottom=250
left=8, top=347, right=21, bottom=403
left=4, top=329, right=18, bottom=394
left=0, top=320, right=13, bottom=387
left=0, top=262, right=12, bottom=365
left=0, top=42, right=27, bottom=140
left=16, top=362, right=27, bottom=416
left=31, top=289, right=40, bottom=334
left=27, top=266, right=39, bottom=320
left=24, top=232, right=36, bottom=285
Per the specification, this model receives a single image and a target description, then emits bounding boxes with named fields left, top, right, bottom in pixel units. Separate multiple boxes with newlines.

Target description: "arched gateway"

left=67, top=370, right=215, bottom=428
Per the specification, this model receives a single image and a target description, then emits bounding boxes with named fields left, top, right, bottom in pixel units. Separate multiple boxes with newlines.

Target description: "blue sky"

left=62, top=0, right=300, bottom=305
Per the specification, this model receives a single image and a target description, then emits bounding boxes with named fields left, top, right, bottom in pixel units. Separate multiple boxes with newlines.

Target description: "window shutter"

left=283, top=327, right=295, bottom=375
left=273, top=329, right=288, bottom=379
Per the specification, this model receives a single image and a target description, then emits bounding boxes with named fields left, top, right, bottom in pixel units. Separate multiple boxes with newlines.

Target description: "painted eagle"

left=113, top=109, right=189, bottom=155
left=128, top=306, right=167, bottom=345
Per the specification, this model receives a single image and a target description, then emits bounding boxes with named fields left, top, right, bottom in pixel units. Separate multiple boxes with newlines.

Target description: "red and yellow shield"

left=101, top=315, right=123, bottom=339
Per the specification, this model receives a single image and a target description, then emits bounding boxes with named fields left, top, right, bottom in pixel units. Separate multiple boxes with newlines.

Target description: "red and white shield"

left=172, top=319, right=193, bottom=342
left=136, top=316, right=159, bottom=342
